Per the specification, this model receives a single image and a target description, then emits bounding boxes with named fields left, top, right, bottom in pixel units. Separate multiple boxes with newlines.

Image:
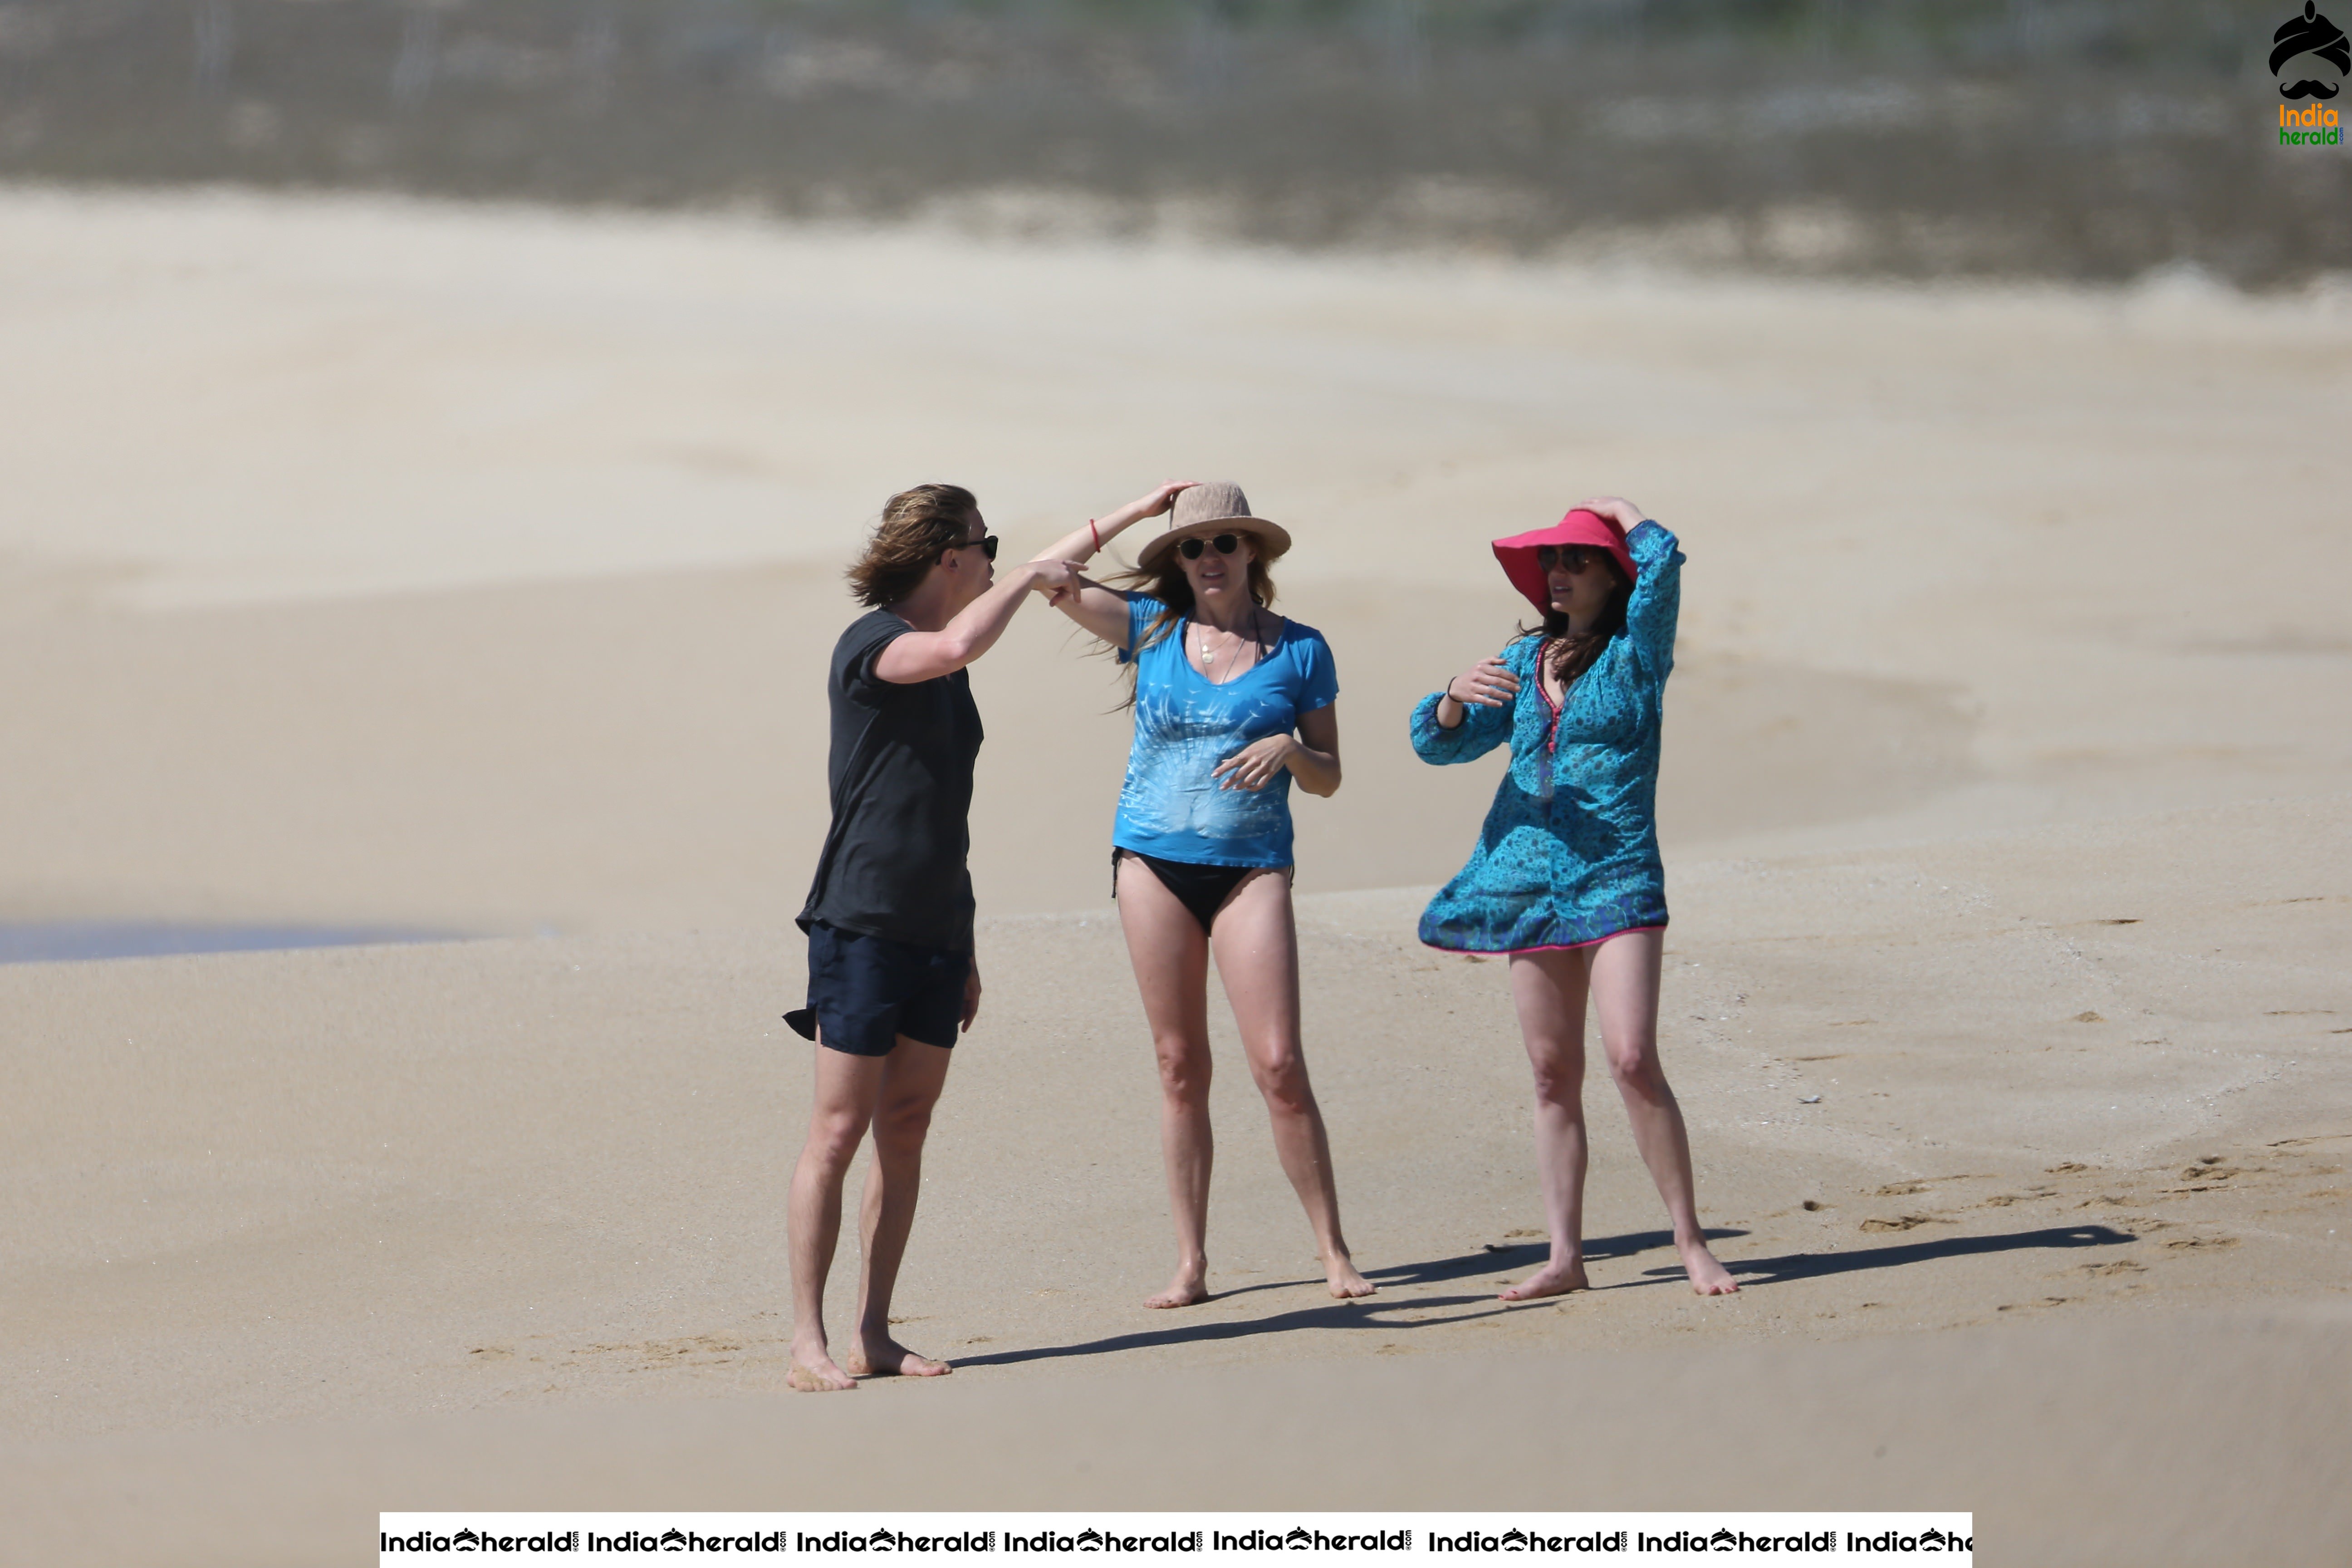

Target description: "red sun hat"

left=1491, top=508, right=1636, bottom=615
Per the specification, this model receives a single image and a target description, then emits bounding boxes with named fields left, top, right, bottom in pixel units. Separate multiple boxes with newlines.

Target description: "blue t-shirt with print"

left=1112, top=594, right=1339, bottom=868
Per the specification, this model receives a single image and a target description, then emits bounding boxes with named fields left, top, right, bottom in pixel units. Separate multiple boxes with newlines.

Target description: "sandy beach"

left=0, top=186, right=2347, bottom=1564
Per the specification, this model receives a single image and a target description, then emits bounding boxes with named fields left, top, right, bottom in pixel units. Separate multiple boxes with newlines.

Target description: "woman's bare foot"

left=1679, top=1236, right=1740, bottom=1295
left=1144, top=1264, right=1209, bottom=1309
left=787, top=1348, right=857, bottom=1392
left=844, top=1335, right=952, bottom=1378
left=1324, top=1252, right=1377, bottom=1299
left=1499, top=1259, right=1589, bottom=1302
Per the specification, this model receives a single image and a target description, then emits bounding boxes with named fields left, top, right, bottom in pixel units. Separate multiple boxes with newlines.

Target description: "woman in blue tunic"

left=1413, top=495, right=1736, bottom=1299
left=1031, top=480, right=1375, bottom=1309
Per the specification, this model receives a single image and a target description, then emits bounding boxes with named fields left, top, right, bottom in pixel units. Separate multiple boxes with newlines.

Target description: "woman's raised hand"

left=1129, top=480, right=1196, bottom=520
left=1575, top=495, right=1646, bottom=531
left=1035, top=482, right=1199, bottom=568
left=1446, top=656, right=1520, bottom=709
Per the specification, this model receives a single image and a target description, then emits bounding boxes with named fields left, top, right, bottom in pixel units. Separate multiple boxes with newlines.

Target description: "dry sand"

left=0, top=186, right=2347, bottom=1564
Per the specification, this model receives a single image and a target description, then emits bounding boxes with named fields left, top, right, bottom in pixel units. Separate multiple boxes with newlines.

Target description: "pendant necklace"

left=1198, top=611, right=1259, bottom=684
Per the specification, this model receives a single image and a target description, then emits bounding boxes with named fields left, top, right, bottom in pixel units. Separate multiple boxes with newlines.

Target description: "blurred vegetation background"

left=0, top=0, right=2342, bottom=285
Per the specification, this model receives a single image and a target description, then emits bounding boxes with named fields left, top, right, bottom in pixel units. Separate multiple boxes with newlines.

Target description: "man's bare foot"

left=1324, top=1253, right=1377, bottom=1300
left=1499, top=1259, right=1589, bottom=1301
left=787, top=1352, right=857, bottom=1392
left=844, top=1336, right=952, bottom=1379
left=1679, top=1237, right=1740, bottom=1295
left=1144, top=1265, right=1209, bottom=1309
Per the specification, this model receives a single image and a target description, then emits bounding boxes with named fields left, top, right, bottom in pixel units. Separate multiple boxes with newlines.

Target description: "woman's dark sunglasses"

left=1177, top=533, right=1243, bottom=560
left=1536, top=544, right=1601, bottom=574
left=947, top=534, right=1000, bottom=561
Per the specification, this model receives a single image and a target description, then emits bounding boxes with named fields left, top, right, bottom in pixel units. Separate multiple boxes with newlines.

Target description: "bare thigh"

left=1114, top=853, right=1213, bottom=1056
left=1584, top=927, right=1665, bottom=1078
left=1509, top=945, right=1593, bottom=1083
left=869, top=1035, right=954, bottom=1148
left=1206, top=868, right=1305, bottom=1076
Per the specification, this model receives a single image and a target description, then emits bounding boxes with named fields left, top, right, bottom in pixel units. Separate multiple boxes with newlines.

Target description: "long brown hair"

left=846, top=483, right=979, bottom=607
left=1518, top=557, right=1630, bottom=691
left=1101, top=546, right=1278, bottom=710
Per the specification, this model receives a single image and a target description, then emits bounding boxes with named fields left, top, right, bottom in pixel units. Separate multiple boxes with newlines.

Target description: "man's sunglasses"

left=1536, top=544, right=1602, bottom=574
left=1177, top=533, right=1243, bottom=561
left=947, top=534, right=1000, bottom=561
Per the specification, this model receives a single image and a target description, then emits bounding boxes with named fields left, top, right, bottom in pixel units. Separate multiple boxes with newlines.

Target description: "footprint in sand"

left=1861, top=1215, right=1945, bottom=1232
left=1875, top=1181, right=1931, bottom=1196
left=2080, top=1260, right=2145, bottom=1276
left=2166, top=1235, right=2239, bottom=1250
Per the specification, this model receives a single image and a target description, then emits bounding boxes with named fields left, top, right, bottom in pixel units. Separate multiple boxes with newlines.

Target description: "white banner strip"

left=380, top=1511, right=1972, bottom=1565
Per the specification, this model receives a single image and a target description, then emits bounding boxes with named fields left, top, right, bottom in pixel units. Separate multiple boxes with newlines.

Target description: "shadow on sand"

left=950, top=1223, right=2136, bottom=1371
left=1661, top=1223, right=2139, bottom=1288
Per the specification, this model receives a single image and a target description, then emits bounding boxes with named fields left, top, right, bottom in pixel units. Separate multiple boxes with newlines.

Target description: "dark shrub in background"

left=0, top=0, right=2339, bottom=285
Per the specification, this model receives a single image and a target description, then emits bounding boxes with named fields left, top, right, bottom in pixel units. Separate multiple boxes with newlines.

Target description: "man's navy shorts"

left=784, top=921, right=969, bottom=1057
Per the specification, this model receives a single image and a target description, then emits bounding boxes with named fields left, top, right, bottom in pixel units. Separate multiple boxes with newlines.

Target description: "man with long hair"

left=783, top=483, right=1077, bottom=1391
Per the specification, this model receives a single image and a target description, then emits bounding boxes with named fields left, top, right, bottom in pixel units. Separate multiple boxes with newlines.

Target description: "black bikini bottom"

left=1112, top=850, right=1289, bottom=935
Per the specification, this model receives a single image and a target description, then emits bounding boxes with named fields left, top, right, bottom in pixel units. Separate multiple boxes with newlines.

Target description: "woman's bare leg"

left=1588, top=928, right=1738, bottom=1295
left=846, top=1038, right=956, bottom=1377
left=1502, top=949, right=1594, bottom=1300
left=1209, top=871, right=1374, bottom=1299
left=1115, top=855, right=1217, bottom=1307
left=788, top=1041, right=887, bottom=1390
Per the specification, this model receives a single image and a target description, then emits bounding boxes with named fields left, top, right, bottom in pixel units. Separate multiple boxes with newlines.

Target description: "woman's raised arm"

left=1034, top=479, right=1194, bottom=565
left=1029, top=480, right=1196, bottom=649
left=1577, top=495, right=1681, bottom=676
left=1033, top=569, right=1135, bottom=647
left=875, top=559, right=1083, bottom=683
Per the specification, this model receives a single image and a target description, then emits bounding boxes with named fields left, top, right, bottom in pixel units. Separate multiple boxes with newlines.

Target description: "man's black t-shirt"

left=797, top=608, right=984, bottom=955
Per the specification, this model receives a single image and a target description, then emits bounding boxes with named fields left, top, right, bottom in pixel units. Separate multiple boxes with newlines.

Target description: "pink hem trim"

left=1507, top=926, right=1664, bottom=955
left=1421, top=925, right=1666, bottom=958
left=1416, top=923, right=1665, bottom=958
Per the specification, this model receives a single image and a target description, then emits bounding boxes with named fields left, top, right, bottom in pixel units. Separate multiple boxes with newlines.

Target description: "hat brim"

left=1136, top=516, right=1292, bottom=569
left=1491, top=510, right=1636, bottom=616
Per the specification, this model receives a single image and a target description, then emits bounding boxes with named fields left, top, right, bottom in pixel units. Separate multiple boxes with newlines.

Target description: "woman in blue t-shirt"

left=1031, top=480, right=1375, bottom=1308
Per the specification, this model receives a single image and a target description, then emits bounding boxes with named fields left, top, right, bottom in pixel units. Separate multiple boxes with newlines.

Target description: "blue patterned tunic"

left=1409, top=519, right=1682, bottom=953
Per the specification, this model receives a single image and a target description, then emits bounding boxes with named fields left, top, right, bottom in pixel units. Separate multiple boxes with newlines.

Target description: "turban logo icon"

left=2273, top=1, right=2349, bottom=99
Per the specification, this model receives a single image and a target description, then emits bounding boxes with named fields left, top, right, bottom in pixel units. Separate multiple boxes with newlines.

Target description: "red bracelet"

left=1088, top=519, right=1101, bottom=554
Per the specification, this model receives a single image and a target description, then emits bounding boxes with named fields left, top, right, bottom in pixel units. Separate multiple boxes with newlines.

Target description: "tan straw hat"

left=1134, top=480, right=1292, bottom=570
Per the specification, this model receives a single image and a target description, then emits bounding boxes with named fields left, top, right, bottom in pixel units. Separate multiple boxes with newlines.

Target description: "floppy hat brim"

left=1136, top=516, right=1292, bottom=569
left=1491, top=509, right=1636, bottom=616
